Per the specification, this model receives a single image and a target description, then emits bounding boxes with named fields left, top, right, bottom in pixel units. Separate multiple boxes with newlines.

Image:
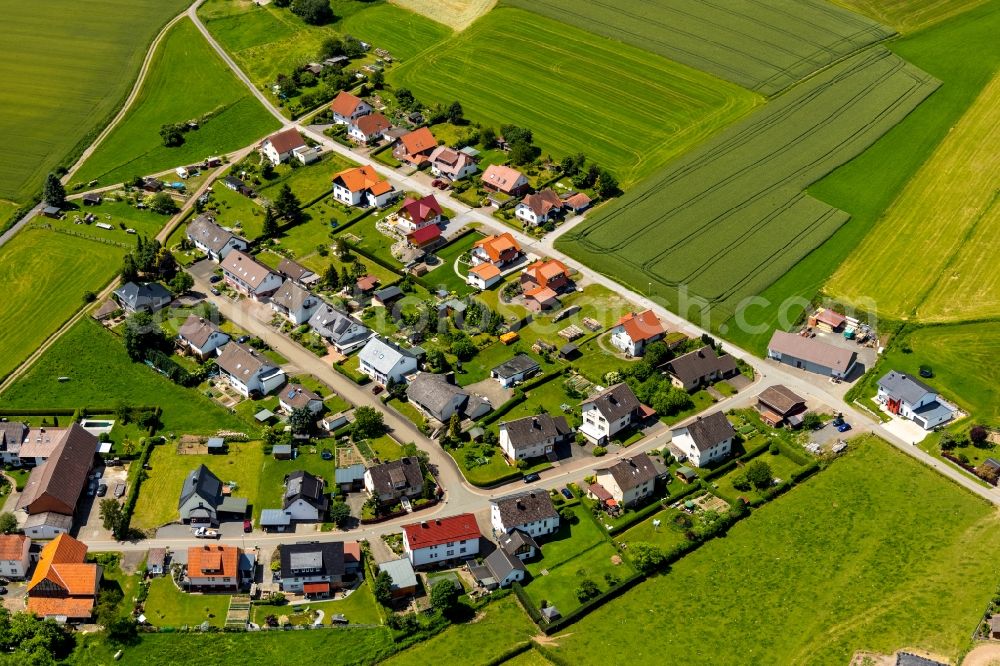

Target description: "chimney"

left=420, top=521, right=428, bottom=528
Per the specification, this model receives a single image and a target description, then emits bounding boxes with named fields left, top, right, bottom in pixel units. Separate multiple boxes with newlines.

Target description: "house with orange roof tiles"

left=348, top=112, right=391, bottom=144
left=471, top=233, right=521, bottom=268
left=521, top=259, right=571, bottom=293
left=27, top=534, right=100, bottom=622
left=330, top=91, right=372, bottom=125
left=515, top=188, right=564, bottom=227
left=392, top=127, right=437, bottom=166
left=611, top=309, right=666, bottom=357
left=185, top=544, right=248, bottom=592
left=467, top=262, right=502, bottom=290
left=481, top=164, right=529, bottom=197
left=331, top=165, right=396, bottom=208
left=0, top=534, right=31, bottom=579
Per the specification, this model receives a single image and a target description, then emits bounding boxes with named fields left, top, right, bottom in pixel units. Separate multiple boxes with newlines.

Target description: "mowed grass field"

left=827, top=71, right=1000, bottom=323
left=0, top=319, right=246, bottom=436
left=0, top=228, right=123, bottom=381
left=550, top=437, right=1000, bottom=664
left=830, top=0, right=990, bottom=33
left=502, top=0, right=894, bottom=96
left=389, top=7, right=760, bottom=187
left=0, top=0, right=189, bottom=203
left=133, top=441, right=264, bottom=530
left=71, top=18, right=280, bottom=188
left=198, top=0, right=451, bottom=94
left=724, top=1, right=1000, bottom=354
left=389, top=0, right=494, bottom=31
left=558, top=47, right=937, bottom=327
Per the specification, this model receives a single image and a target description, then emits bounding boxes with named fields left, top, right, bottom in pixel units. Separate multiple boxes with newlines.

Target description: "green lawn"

left=259, top=153, right=356, bottom=206
left=338, top=3, right=452, bottom=61
left=358, top=434, right=405, bottom=463
left=389, top=7, right=759, bottom=187
left=445, top=441, right=547, bottom=487
left=251, top=581, right=382, bottom=626
left=383, top=596, right=535, bottom=666
left=144, top=577, right=231, bottom=628
left=617, top=507, right=688, bottom=552
left=712, top=449, right=804, bottom=502
left=0, top=228, right=125, bottom=381
left=550, top=437, right=1000, bottom=664
left=500, top=377, right=577, bottom=424
left=522, top=505, right=635, bottom=614
left=724, top=2, right=1000, bottom=354
left=71, top=18, right=280, bottom=188
left=387, top=398, right=427, bottom=430
left=133, top=440, right=264, bottom=530
left=0, top=319, right=246, bottom=436
left=337, top=212, right=402, bottom=268
left=256, top=448, right=336, bottom=521
left=56, top=197, right=173, bottom=239
left=425, top=233, right=481, bottom=296
left=0, top=0, right=189, bottom=203
left=204, top=177, right=265, bottom=238
left=72, top=628, right=396, bottom=666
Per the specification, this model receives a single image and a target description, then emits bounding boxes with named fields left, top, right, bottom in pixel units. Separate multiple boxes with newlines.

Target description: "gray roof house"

left=114, top=282, right=172, bottom=314
left=309, top=304, right=371, bottom=353
left=499, top=414, right=571, bottom=461
left=379, top=558, right=418, bottom=597
left=277, top=541, right=354, bottom=595
left=472, top=548, right=525, bottom=590
left=358, top=337, right=419, bottom=385
left=216, top=342, right=286, bottom=398
left=406, top=373, right=492, bottom=424
left=594, top=453, right=659, bottom=507
left=177, top=315, right=230, bottom=359
left=278, top=385, right=324, bottom=414
left=664, top=345, right=738, bottom=391
left=282, top=470, right=329, bottom=521
left=276, top=258, right=319, bottom=286
left=767, top=330, right=857, bottom=379
left=489, top=490, right=559, bottom=538
left=498, top=529, right=539, bottom=560
left=270, top=280, right=321, bottom=325
left=671, top=412, right=736, bottom=468
left=185, top=214, right=248, bottom=261
left=364, top=456, right=424, bottom=505
left=490, top=354, right=540, bottom=388
left=579, top=382, right=643, bottom=444
left=876, top=370, right=955, bottom=430
left=177, top=465, right=247, bottom=524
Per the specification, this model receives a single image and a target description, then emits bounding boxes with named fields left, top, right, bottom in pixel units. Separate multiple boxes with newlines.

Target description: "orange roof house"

left=481, top=164, right=529, bottom=196
left=466, top=262, right=503, bottom=289
left=350, top=112, right=391, bottom=142
left=27, top=534, right=100, bottom=621
left=186, top=544, right=243, bottom=591
left=611, top=310, right=666, bottom=356
left=522, top=259, right=571, bottom=292
left=392, top=127, right=437, bottom=165
left=523, top=285, right=560, bottom=312
left=330, top=91, right=372, bottom=123
left=472, top=233, right=521, bottom=267
left=331, top=165, right=395, bottom=207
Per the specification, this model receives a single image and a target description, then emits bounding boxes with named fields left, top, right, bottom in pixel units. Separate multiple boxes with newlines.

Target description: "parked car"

left=210, top=287, right=221, bottom=296
left=237, top=335, right=250, bottom=344
left=209, top=275, right=222, bottom=283
left=321, top=449, right=333, bottom=461
left=0, top=587, right=7, bottom=596
left=522, top=473, right=540, bottom=484
left=371, top=385, right=383, bottom=395
left=560, top=487, right=573, bottom=500
left=919, top=365, right=934, bottom=378
left=114, top=482, right=126, bottom=498
left=87, top=481, right=97, bottom=496
left=836, top=422, right=852, bottom=433
left=97, top=483, right=108, bottom=497
left=330, top=614, right=348, bottom=625
left=243, top=519, right=252, bottom=533
left=194, top=526, right=220, bottom=539
left=832, top=416, right=844, bottom=427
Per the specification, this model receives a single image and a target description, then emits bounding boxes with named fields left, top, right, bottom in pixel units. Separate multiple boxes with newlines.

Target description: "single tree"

left=508, top=141, right=535, bottom=166
left=430, top=580, right=460, bottom=614
left=745, top=459, right=774, bottom=491
left=446, top=100, right=464, bottom=124
left=148, top=191, right=177, bottom=214
left=970, top=425, right=989, bottom=444
left=575, top=578, right=600, bottom=602
left=800, top=412, right=823, bottom=430
left=0, top=512, right=18, bottom=534
left=42, top=173, right=66, bottom=208
left=328, top=500, right=351, bottom=528
left=99, top=499, right=126, bottom=538
left=159, top=123, right=184, bottom=147
left=261, top=206, right=280, bottom=238
left=319, top=36, right=344, bottom=59
left=596, top=169, right=620, bottom=198
left=291, top=0, right=334, bottom=24
left=122, top=311, right=168, bottom=361
left=448, top=413, right=461, bottom=440
left=323, top=263, right=340, bottom=290
left=369, top=69, right=384, bottom=89
left=289, top=406, right=313, bottom=436
left=479, top=126, right=497, bottom=149
left=169, top=271, right=194, bottom=295
left=120, top=253, right=139, bottom=283
left=373, top=570, right=393, bottom=606
left=352, top=406, right=386, bottom=441
left=629, top=541, right=667, bottom=573
left=273, top=184, right=302, bottom=223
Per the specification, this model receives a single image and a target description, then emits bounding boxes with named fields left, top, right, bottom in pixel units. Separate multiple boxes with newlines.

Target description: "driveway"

left=881, top=415, right=931, bottom=446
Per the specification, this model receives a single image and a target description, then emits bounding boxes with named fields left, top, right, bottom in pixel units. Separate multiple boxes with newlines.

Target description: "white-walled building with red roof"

left=402, top=513, right=481, bottom=567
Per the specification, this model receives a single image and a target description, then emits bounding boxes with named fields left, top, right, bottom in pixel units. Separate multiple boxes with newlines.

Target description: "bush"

left=593, top=446, right=607, bottom=457
left=575, top=578, right=600, bottom=603
left=769, top=442, right=780, bottom=455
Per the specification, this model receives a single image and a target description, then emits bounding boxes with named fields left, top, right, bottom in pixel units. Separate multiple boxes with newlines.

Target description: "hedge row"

left=483, top=642, right=533, bottom=666
left=775, top=438, right=812, bottom=466
left=332, top=361, right=370, bottom=385
left=511, top=582, right=543, bottom=623
left=119, top=412, right=162, bottom=536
